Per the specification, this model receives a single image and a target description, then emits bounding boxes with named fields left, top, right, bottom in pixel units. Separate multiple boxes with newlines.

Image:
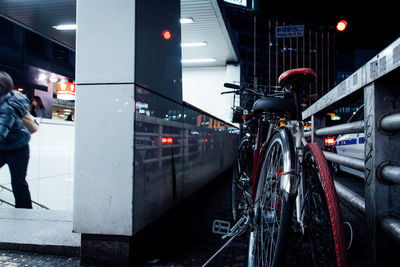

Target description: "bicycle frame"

left=247, top=99, right=308, bottom=232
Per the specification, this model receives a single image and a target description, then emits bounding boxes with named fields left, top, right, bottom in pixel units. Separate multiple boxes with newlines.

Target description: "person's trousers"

left=0, top=145, right=32, bottom=209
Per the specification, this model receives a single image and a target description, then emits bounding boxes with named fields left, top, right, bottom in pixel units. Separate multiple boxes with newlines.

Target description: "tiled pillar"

left=73, top=0, right=135, bottom=265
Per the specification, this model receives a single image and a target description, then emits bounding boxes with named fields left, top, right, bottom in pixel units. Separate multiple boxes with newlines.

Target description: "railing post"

left=311, top=112, right=326, bottom=149
left=364, top=78, right=400, bottom=265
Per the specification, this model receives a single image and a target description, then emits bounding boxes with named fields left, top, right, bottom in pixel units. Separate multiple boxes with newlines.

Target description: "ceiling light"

left=38, top=73, right=47, bottom=81
left=181, top=41, right=208, bottom=47
left=49, top=74, right=58, bottom=83
left=53, top=24, right=76, bottom=30
left=182, top=58, right=217, bottom=63
left=180, top=18, right=194, bottom=24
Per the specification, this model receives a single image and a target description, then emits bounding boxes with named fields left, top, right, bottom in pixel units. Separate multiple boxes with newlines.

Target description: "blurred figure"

left=30, top=96, right=49, bottom=118
left=0, top=71, right=32, bottom=209
left=65, top=113, right=73, bottom=121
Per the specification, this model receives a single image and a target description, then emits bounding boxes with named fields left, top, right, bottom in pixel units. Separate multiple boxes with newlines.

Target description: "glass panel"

left=134, top=85, right=183, bottom=232
left=133, top=85, right=239, bottom=233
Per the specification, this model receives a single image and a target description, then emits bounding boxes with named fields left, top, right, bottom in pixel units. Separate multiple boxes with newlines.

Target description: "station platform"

left=0, top=208, right=80, bottom=257
left=0, top=170, right=396, bottom=266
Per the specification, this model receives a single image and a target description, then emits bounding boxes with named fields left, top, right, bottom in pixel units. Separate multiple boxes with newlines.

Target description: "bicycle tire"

left=248, top=129, right=295, bottom=267
left=288, top=143, right=347, bottom=267
left=232, top=137, right=252, bottom=221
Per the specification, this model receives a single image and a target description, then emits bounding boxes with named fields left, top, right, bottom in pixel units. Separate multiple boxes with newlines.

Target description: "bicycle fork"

left=294, top=121, right=307, bottom=233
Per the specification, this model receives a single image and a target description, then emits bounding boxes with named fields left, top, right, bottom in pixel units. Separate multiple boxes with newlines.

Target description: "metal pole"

left=323, top=151, right=364, bottom=171
left=315, top=120, right=364, bottom=136
left=381, top=113, right=400, bottom=132
left=334, top=181, right=365, bottom=214
left=380, top=165, right=400, bottom=184
left=381, top=216, right=400, bottom=244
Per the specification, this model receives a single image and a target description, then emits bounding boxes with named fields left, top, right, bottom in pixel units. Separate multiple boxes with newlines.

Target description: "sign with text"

left=275, top=25, right=304, bottom=38
left=224, top=0, right=247, bottom=7
left=57, top=82, right=76, bottom=100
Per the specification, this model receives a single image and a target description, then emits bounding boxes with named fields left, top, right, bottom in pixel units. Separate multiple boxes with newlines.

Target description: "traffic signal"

left=162, top=30, right=172, bottom=40
left=336, top=20, right=347, bottom=31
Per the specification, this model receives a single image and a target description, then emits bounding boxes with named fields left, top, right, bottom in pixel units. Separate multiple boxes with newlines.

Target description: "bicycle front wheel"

left=290, top=143, right=347, bottom=267
left=248, top=129, right=295, bottom=267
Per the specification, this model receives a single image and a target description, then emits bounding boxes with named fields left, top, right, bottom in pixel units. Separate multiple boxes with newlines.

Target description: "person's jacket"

left=0, top=92, right=31, bottom=150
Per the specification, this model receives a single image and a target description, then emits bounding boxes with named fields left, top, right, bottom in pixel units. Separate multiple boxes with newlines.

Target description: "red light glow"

left=162, top=30, right=171, bottom=40
left=336, top=20, right=347, bottom=31
left=161, top=137, right=173, bottom=144
left=325, top=137, right=336, bottom=145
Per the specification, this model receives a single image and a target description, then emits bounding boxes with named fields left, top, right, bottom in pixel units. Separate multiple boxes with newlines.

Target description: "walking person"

left=0, top=71, right=32, bottom=209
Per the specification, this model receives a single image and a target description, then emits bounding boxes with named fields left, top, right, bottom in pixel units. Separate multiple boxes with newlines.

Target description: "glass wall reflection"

left=133, top=85, right=238, bottom=233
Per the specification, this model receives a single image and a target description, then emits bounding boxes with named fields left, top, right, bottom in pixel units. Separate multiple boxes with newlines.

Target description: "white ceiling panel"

left=0, top=0, right=76, bottom=50
left=0, top=0, right=237, bottom=66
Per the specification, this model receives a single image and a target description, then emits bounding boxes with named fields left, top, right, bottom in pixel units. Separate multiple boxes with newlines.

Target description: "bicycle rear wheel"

left=248, top=129, right=295, bottom=267
left=286, top=143, right=347, bottom=267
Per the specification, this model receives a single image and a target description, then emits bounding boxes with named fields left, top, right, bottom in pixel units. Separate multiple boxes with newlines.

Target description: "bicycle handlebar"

left=224, top=83, right=241, bottom=89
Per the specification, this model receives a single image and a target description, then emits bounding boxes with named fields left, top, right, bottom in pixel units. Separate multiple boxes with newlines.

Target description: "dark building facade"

left=223, top=3, right=336, bottom=101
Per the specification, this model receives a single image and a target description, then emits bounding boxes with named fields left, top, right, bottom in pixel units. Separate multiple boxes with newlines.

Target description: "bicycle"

left=207, top=68, right=347, bottom=267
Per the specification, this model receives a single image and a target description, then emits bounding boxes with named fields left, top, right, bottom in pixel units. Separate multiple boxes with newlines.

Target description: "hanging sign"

left=57, top=82, right=76, bottom=100
left=275, top=25, right=304, bottom=38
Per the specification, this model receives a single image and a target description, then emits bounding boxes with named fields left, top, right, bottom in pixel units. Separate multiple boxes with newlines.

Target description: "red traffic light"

left=162, top=30, right=172, bottom=40
left=336, top=20, right=347, bottom=31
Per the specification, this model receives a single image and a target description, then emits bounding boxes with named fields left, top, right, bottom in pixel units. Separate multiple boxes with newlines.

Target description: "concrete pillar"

left=73, top=0, right=181, bottom=265
left=74, top=0, right=135, bottom=265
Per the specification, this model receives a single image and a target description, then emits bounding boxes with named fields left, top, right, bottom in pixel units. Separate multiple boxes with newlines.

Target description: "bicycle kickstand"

left=202, top=215, right=249, bottom=267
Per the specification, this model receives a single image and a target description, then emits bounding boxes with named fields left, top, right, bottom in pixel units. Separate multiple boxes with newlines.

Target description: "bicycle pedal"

left=212, top=219, right=231, bottom=235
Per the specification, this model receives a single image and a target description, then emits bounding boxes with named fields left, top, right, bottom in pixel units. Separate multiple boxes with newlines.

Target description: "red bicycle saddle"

left=278, top=68, right=316, bottom=88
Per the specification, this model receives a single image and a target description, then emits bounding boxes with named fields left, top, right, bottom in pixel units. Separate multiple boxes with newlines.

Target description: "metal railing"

left=0, top=184, right=49, bottom=210
left=303, top=37, right=400, bottom=265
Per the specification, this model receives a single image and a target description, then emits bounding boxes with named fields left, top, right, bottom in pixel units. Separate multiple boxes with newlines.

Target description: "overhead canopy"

left=0, top=0, right=238, bottom=67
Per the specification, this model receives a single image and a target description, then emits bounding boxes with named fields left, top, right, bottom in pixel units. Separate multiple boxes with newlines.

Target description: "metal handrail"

left=301, top=38, right=400, bottom=263
left=334, top=181, right=365, bottom=214
left=380, top=165, right=400, bottom=184
left=381, top=113, right=400, bottom=132
left=315, top=120, right=364, bottom=136
left=381, top=216, right=400, bottom=244
left=0, top=198, right=15, bottom=207
left=0, top=184, right=49, bottom=210
left=323, top=151, right=364, bottom=171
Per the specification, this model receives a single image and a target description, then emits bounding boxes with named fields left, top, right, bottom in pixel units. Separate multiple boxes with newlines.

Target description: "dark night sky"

left=258, top=2, right=400, bottom=53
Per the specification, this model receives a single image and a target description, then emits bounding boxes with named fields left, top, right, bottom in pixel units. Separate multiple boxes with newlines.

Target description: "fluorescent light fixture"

left=182, top=58, right=217, bottom=63
left=53, top=24, right=76, bottom=30
left=181, top=41, right=208, bottom=47
left=224, top=0, right=247, bottom=7
left=38, top=73, right=47, bottom=81
left=49, top=74, right=58, bottom=83
left=180, top=18, right=194, bottom=24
